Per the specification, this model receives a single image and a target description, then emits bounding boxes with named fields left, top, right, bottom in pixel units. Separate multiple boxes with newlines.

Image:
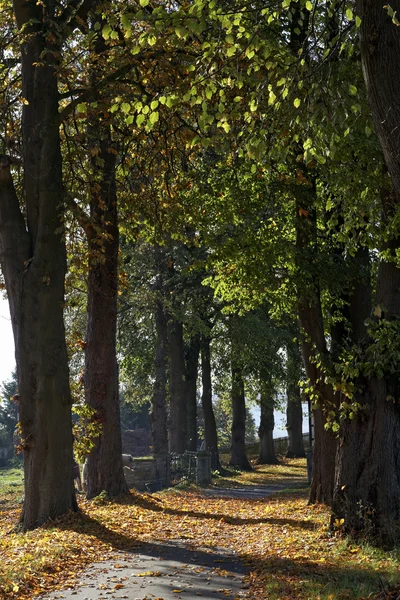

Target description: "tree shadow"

left=55, top=510, right=391, bottom=599
left=107, top=490, right=317, bottom=529
left=55, top=510, right=250, bottom=574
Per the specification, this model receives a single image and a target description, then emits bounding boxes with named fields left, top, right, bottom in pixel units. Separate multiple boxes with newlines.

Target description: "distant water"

left=250, top=404, right=310, bottom=439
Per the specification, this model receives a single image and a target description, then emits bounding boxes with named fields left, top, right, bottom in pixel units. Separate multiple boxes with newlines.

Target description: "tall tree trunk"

left=0, top=4, right=76, bottom=529
left=286, top=387, right=305, bottom=459
left=200, top=335, right=221, bottom=471
left=296, top=193, right=337, bottom=504
left=186, top=334, right=200, bottom=451
left=84, top=17, right=127, bottom=499
left=258, top=374, right=278, bottom=464
left=286, top=341, right=305, bottom=458
left=168, top=317, right=187, bottom=453
left=230, top=365, right=252, bottom=471
left=151, top=294, right=169, bottom=455
left=329, top=1, right=400, bottom=542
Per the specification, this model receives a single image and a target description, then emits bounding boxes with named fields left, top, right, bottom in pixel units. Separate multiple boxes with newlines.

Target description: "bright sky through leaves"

left=0, top=298, right=15, bottom=384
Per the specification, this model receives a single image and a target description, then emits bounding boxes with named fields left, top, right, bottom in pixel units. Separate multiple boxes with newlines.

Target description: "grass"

left=214, top=454, right=308, bottom=489
left=0, top=459, right=399, bottom=600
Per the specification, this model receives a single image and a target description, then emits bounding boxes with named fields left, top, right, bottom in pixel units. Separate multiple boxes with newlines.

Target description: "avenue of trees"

left=0, top=0, right=399, bottom=546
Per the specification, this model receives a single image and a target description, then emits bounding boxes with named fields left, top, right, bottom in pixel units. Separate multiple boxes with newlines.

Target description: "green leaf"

left=149, top=111, right=159, bottom=124
left=121, top=102, right=131, bottom=114
left=349, top=84, right=357, bottom=96
left=121, top=13, right=132, bottom=32
left=136, top=114, right=146, bottom=126
left=102, top=24, right=112, bottom=40
left=140, top=0, right=149, bottom=6
left=293, top=98, right=301, bottom=108
left=305, top=1, right=313, bottom=10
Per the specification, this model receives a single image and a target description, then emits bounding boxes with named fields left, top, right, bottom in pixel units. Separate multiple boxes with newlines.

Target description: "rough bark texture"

left=186, top=335, right=200, bottom=452
left=229, top=365, right=252, bottom=471
left=258, top=387, right=278, bottom=465
left=200, top=336, right=221, bottom=471
left=329, top=1, right=400, bottom=542
left=84, top=19, right=127, bottom=499
left=0, top=3, right=77, bottom=528
left=286, top=388, right=305, bottom=459
left=286, top=341, right=305, bottom=458
left=151, top=296, right=169, bottom=455
left=168, top=317, right=187, bottom=453
left=296, top=195, right=337, bottom=505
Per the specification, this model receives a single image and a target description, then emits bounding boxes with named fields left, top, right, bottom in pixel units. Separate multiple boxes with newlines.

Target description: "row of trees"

left=0, top=0, right=399, bottom=544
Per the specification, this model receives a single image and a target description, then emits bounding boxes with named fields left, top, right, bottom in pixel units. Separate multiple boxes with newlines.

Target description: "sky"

left=0, top=297, right=15, bottom=386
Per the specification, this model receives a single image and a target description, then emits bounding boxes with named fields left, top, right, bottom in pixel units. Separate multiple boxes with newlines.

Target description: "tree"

left=258, top=370, right=278, bottom=465
left=330, top=1, right=400, bottom=542
left=285, top=341, right=305, bottom=459
left=0, top=1, right=88, bottom=528
left=82, top=6, right=128, bottom=500
left=229, top=317, right=252, bottom=471
left=200, top=333, right=221, bottom=471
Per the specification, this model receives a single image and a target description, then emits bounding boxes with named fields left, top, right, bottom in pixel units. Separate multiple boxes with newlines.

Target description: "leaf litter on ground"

left=0, top=458, right=399, bottom=600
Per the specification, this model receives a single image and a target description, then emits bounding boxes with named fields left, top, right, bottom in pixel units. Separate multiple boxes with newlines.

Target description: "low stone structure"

left=123, top=452, right=211, bottom=491
left=121, top=429, right=152, bottom=457
left=124, top=455, right=170, bottom=491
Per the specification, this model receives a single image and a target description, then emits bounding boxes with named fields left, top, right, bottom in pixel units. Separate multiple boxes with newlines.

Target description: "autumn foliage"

left=1, top=459, right=399, bottom=600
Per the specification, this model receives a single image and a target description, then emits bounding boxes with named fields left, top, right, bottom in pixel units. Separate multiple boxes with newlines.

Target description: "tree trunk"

left=168, top=317, right=187, bottom=453
left=296, top=193, right=337, bottom=504
left=286, top=342, right=305, bottom=458
left=328, top=1, right=400, bottom=542
left=200, top=335, right=221, bottom=471
left=229, top=365, right=252, bottom=471
left=0, top=4, right=77, bottom=529
left=286, top=389, right=305, bottom=459
left=186, top=334, right=200, bottom=452
left=151, top=295, right=169, bottom=455
left=84, top=18, right=128, bottom=499
left=258, top=381, right=278, bottom=465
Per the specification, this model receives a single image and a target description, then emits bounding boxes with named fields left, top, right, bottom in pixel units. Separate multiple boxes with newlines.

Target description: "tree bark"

left=258, top=377, right=278, bottom=465
left=286, top=388, right=305, bottom=459
left=200, top=335, right=221, bottom=471
left=186, top=334, right=200, bottom=452
left=296, top=193, right=337, bottom=504
left=84, top=16, right=127, bottom=499
left=286, top=341, right=305, bottom=458
left=229, top=365, right=252, bottom=471
left=168, top=317, right=187, bottom=453
left=0, top=3, right=77, bottom=528
left=328, top=1, right=400, bottom=542
left=151, top=294, right=169, bottom=455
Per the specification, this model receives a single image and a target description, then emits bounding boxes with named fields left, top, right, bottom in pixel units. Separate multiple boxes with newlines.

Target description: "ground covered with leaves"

left=1, top=459, right=399, bottom=600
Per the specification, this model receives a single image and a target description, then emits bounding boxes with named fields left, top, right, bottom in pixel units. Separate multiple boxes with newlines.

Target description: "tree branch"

left=58, top=63, right=144, bottom=123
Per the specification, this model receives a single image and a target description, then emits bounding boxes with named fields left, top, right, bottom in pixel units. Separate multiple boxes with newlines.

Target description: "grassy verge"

left=0, top=460, right=399, bottom=599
